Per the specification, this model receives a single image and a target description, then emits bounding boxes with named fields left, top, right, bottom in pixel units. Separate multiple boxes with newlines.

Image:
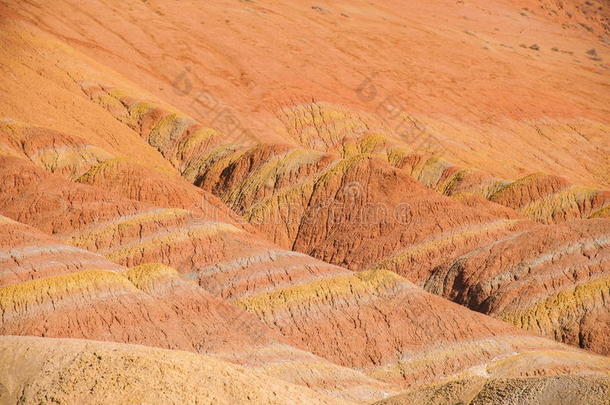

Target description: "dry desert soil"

left=0, top=0, right=609, bottom=404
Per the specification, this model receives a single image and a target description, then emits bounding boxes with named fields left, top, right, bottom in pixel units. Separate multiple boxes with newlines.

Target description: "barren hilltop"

left=0, top=1, right=609, bottom=404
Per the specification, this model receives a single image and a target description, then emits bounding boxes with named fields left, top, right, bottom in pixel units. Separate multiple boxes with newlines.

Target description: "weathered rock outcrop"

left=78, top=86, right=532, bottom=275
left=73, top=84, right=610, bottom=360
left=403, top=163, right=610, bottom=224
left=426, top=219, right=610, bottom=355
left=0, top=215, right=123, bottom=287
left=0, top=207, right=396, bottom=402
left=0, top=120, right=115, bottom=180
left=0, top=265, right=273, bottom=354
left=0, top=1, right=608, bottom=403
left=234, top=267, right=610, bottom=386
left=1, top=153, right=607, bottom=397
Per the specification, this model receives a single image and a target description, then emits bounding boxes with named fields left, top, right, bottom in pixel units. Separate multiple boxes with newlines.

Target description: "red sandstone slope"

left=0, top=0, right=609, bottom=403
left=2, top=0, right=608, bottom=187
left=0, top=215, right=123, bottom=287
left=1, top=128, right=608, bottom=400
left=71, top=76, right=610, bottom=356
left=425, top=218, right=610, bottom=355
left=0, top=114, right=607, bottom=400
left=0, top=213, right=395, bottom=402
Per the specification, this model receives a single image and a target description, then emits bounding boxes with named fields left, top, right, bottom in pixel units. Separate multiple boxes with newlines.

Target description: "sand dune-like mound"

left=0, top=0, right=608, bottom=403
left=0, top=335, right=353, bottom=405
left=374, top=375, right=610, bottom=405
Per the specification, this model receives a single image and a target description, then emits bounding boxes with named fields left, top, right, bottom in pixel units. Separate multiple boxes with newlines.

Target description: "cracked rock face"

left=0, top=0, right=609, bottom=403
